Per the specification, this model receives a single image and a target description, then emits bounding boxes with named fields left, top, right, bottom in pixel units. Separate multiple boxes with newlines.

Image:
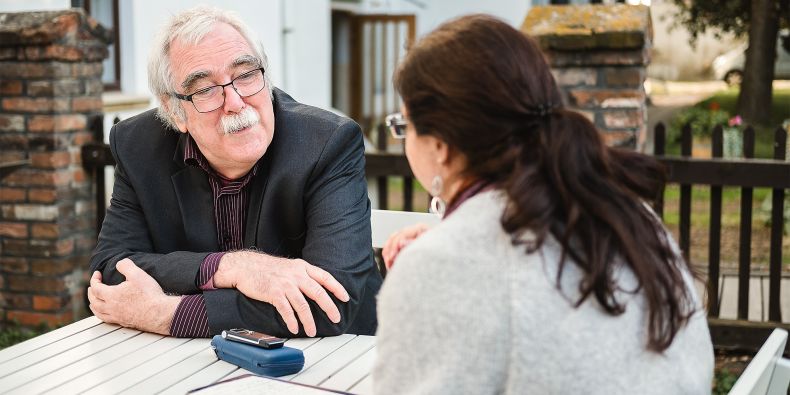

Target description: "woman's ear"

left=434, top=138, right=450, bottom=166
left=434, top=138, right=467, bottom=175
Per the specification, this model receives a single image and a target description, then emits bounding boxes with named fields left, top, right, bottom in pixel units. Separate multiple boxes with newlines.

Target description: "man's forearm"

left=87, top=260, right=182, bottom=336
left=213, top=250, right=280, bottom=288
left=152, top=294, right=182, bottom=335
left=93, top=250, right=212, bottom=294
left=209, top=250, right=350, bottom=337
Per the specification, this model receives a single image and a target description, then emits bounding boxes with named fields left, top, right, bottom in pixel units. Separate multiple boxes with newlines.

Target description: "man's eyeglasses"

left=172, top=68, right=266, bottom=113
left=385, top=112, right=407, bottom=139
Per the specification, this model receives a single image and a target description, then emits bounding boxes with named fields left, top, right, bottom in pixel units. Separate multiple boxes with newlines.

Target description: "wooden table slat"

left=120, top=345, right=218, bottom=394
left=50, top=336, right=191, bottom=394
left=349, top=374, right=373, bottom=395
left=0, top=321, right=118, bottom=378
left=158, top=360, right=238, bottom=395
left=283, top=336, right=322, bottom=350
left=0, top=327, right=141, bottom=392
left=81, top=338, right=208, bottom=394
left=280, top=334, right=356, bottom=381
left=0, top=316, right=103, bottom=365
left=292, top=335, right=375, bottom=386
left=1, top=317, right=377, bottom=394
left=9, top=332, right=164, bottom=394
left=217, top=363, right=259, bottom=382
left=155, top=335, right=322, bottom=392
left=321, top=347, right=377, bottom=392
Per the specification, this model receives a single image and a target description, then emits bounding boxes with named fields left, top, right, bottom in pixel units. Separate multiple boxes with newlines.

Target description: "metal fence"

left=81, top=120, right=790, bottom=353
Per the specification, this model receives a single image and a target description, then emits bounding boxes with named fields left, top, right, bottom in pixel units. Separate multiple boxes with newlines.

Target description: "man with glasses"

left=87, top=6, right=381, bottom=338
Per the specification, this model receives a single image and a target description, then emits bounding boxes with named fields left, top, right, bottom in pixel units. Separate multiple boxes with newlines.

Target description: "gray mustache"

left=221, top=107, right=260, bottom=134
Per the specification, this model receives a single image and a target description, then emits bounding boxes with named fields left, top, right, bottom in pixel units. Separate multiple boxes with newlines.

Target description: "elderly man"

left=87, top=6, right=381, bottom=338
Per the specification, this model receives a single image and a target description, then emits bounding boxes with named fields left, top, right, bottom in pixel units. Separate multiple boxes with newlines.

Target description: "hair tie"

left=526, top=104, right=555, bottom=118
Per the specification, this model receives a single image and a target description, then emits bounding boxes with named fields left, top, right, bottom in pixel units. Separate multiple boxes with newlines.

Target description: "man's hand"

left=87, top=258, right=181, bottom=335
left=382, top=223, right=431, bottom=270
left=213, top=252, right=350, bottom=337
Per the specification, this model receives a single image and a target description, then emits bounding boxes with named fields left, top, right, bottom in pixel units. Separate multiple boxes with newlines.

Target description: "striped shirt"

left=169, top=134, right=258, bottom=337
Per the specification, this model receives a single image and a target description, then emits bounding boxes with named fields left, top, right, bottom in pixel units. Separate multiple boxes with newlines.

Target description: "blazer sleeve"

left=89, top=124, right=206, bottom=295
left=202, top=119, right=378, bottom=337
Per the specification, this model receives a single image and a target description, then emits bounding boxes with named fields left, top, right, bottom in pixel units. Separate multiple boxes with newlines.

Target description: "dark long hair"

left=394, top=14, right=695, bottom=352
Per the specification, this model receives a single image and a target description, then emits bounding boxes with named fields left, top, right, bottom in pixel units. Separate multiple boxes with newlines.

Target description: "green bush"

left=668, top=105, right=731, bottom=143
left=712, top=368, right=738, bottom=395
left=0, top=322, right=50, bottom=350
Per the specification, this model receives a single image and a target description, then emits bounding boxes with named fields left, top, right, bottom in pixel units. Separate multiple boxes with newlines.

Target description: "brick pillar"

left=0, top=9, right=110, bottom=328
left=523, top=5, right=652, bottom=149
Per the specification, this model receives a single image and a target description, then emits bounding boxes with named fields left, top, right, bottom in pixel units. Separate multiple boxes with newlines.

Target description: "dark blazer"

left=90, top=89, right=382, bottom=336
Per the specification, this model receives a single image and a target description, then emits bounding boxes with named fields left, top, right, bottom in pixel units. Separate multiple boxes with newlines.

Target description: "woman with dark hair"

left=372, top=14, right=713, bottom=394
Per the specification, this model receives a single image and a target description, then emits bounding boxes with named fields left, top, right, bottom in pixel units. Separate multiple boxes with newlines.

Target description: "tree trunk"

left=737, top=0, right=780, bottom=126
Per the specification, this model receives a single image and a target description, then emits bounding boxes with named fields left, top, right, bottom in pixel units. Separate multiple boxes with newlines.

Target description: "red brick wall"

left=0, top=10, right=109, bottom=329
left=523, top=5, right=652, bottom=149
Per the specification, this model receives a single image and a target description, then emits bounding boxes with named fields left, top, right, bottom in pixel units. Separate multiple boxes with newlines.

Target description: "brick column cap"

left=0, top=9, right=112, bottom=49
left=522, top=5, right=652, bottom=51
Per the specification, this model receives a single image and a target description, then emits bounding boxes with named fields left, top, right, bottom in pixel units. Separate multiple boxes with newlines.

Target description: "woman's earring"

left=429, top=175, right=446, bottom=216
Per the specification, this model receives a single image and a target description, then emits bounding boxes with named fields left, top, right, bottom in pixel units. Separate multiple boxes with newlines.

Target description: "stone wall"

left=0, top=9, right=109, bottom=328
left=523, top=5, right=652, bottom=149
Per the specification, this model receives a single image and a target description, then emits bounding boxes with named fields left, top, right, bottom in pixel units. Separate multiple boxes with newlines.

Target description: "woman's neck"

left=443, top=178, right=492, bottom=217
left=441, top=174, right=470, bottom=204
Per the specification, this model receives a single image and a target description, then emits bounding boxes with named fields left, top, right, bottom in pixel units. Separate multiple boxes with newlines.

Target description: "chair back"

left=728, top=328, right=790, bottom=395
left=370, top=209, right=440, bottom=249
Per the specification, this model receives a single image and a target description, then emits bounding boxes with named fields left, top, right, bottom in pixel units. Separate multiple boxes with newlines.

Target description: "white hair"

left=148, top=6, right=273, bottom=130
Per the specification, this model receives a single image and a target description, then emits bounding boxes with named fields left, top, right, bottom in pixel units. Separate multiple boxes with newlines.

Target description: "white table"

left=0, top=316, right=376, bottom=394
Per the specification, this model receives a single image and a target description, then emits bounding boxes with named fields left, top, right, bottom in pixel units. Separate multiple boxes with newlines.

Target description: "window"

left=72, top=0, right=121, bottom=90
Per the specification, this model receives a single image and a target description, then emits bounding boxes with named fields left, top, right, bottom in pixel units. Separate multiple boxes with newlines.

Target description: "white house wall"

left=0, top=0, right=70, bottom=12
left=121, top=0, right=331, bottom=109
left=412, top=0, right=531, bottom=37
left=120, top=1, right=285, bottom=101
left=344, top=0, right=531, bottom=37
left=283, top=0, right=332, bottom=108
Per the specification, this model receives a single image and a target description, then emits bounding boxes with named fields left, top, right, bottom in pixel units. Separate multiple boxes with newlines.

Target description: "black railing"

left=653, top=123, right=790, bottom=354
left=360, top=122, right=790, bottom=354
left=82, top=119, right=790, bottom=353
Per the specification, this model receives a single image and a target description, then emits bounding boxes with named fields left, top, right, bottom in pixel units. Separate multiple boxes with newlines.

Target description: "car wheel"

left=724, top=70, right=743, bottom=86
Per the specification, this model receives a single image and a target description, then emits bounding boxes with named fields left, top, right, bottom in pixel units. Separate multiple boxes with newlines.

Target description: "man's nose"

left=222, top=84, right=245, bottom=113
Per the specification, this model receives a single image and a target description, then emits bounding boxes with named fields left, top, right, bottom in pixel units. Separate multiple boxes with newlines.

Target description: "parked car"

left=712, top=31, right=790, bottom=85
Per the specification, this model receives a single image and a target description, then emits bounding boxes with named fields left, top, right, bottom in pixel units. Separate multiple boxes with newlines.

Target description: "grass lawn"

left=661, top=185, right=790, bottom=268
left=381, top=177, right=430, bottom=212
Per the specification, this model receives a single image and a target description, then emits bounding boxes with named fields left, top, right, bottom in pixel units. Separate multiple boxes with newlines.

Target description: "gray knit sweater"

left=372, top=190, right=714, bottom=394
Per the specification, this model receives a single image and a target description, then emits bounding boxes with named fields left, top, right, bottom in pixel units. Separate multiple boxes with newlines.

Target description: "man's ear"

left=161, top=96, right=188, bottom=133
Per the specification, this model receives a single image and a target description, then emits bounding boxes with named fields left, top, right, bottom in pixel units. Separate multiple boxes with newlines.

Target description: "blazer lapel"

left=244, top=90, right=286, bottom=248
left=244, top=158, right=270, bottom=248
left=171, top=162, right=219, bottom=252
left=171, top=166, right=219, bottom=251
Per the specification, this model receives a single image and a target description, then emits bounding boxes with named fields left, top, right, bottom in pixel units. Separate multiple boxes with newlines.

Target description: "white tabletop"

left=0, top=316, right=376, bottom=394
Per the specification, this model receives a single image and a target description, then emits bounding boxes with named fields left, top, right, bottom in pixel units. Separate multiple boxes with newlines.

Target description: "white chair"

left=728, top=328, right=790, bottom=395
left=370, top=209, right=441, bottom=249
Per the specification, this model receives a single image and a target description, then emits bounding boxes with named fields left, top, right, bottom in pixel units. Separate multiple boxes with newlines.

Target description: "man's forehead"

left=169, top=23, right=258, bottom=78
left=178, top=54, right=260, bottom=91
